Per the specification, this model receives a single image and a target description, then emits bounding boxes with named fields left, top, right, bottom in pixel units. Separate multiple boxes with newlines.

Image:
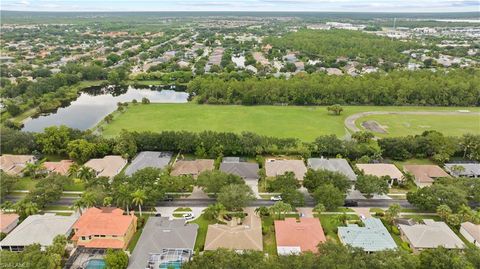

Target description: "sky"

left=1, top=0, right=479, bottom=12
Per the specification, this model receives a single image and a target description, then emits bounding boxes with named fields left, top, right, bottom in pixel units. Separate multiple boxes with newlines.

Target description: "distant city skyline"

left=1, top=0, right=479, bottom=13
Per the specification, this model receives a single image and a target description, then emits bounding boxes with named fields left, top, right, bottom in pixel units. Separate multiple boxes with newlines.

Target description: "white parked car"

left=270, top=195, right=282, bottom=201
left=183, top=213, right=195, bottom=220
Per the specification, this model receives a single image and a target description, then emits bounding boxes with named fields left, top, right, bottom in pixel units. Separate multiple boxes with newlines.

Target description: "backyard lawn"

left=100, top=104, right=479, bottom=140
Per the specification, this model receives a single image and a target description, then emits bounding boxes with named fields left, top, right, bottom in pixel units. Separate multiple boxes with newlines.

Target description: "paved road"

left=344, top=110, right=480, bottom=133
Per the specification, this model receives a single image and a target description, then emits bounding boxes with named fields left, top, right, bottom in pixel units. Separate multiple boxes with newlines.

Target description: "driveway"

left=154, top=206, right=206, bottom=221
left=297, top=207, right=314, bottom=217
left=245, top=179, right=261, bottom=199
left=351, top=207, right=373, bottom=219
left=347, top=188, right=392, bottom=200
left=187, top=186, right=209, bottom=199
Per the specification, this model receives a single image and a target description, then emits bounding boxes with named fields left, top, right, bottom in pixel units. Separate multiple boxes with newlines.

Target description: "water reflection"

left=22, top=85, right=189, bottom=132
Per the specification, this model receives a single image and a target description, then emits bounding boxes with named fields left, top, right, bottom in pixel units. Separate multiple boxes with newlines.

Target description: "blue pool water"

left=85, top=259, right=106, bottom=269
left=160, top=260, right=182, bottom=269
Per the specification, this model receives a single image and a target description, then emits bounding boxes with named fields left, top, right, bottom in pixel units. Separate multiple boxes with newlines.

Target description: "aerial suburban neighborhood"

left=0, top=1, right=479, bottom=269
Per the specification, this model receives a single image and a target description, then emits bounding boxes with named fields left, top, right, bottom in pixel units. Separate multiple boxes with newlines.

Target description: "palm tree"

left=24, top=162, right=44, bottom=178
left=80, top=192, right=97, bottom=209
left=204, top=203, right=226, bottom=220
left=1, top=201, right=14, bottom=212
left=335, top=212, right=349, bottom=226
left=269, top=201, right=292, bottom=220
left=24, top=202, right=39, bottom=216
left=385, top=203, right=401, bottom=224
left=254, top=206, right=269, bottom=217
left=78, top=166, right=95, bottom=181
left=68, top=163, right=80, bottom=178
left=132, top=189, right=147, bottom=216
left=72, top=199, right=85, bottom=215
left=458, top=204, right=474, bottom=222
left=116, top=186, right=131, bottom=214
left=103, top=196, right=113, bottom=207
left=436, top=204, right=452, bottom=221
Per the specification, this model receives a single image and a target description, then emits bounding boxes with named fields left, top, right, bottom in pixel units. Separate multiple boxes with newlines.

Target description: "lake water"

left=22, top=85, right=189, bottom=132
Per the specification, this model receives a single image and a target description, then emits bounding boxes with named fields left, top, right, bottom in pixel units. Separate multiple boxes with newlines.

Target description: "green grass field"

left=357, top=114, right=480, bottom=137
left=100, top=104, right=480, bottom=141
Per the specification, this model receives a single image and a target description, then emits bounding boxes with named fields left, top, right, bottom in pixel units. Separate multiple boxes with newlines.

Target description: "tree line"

left=187, top=69, right=480, bottom=106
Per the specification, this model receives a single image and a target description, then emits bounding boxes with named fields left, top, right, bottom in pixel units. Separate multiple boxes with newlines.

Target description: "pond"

left=22, top=85, right=189, bottom=132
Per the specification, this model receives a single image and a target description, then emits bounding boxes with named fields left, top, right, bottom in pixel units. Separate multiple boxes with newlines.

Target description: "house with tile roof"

left=308, top=157, right=357, bottom=181
left=171, top=159, right=214, bottom=178
left=43, top=160, right=74, bottom=175
left=0, top=213, right=77, bottom=251
left=356, top=163, right=404, bottom=185
left=265, top=159, right=307, bottom=181
left=0, top=213, right=19, bottom=234
left=460, top=222, right=480, bottom=247
left=445, top=163, right=480, bottom=178
left=0, top=154, right=36, bottom=176
left=84, top=155, right=127, bottom=178
left=72, top=207, right=137, bottom=250
left=399, top=219, right=465, bottom=252
left=204, top=208, right=262, bottom=251
left=338, top=218, right=396, bottom=252
left=128, top=217, right=198, bottom=269
left=274, top=218, right=326, bottom=255
left=403, top=165, right=450, bottom=188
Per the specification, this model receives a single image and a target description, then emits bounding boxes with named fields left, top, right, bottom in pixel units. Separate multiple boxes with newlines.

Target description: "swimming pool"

left=85, top=259, right=106, bottom=269
left=159, top=260, right=182, bottom=269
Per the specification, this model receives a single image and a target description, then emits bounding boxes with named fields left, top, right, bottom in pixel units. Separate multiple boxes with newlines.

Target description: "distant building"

left=307, top=158, right=357, bottom=181
left=84, top=155, right=127, bottom=178
left=338, top=218, right=396, bottom=252
left=0, top=213, right=19, bottom=234
left=0, top=214, right=78, bottom=251
left=403, top=165, right=450, bottom=188
left=265, top=159, right=307, bottom=181
left=72, top=207, right=137, bottom=250
left=43, top=160, right=74, bottom=176
left=399, top=219, right=465, bottom=252
left=125, top=151, right=172, bottom=176
left=0, top=154, right=36, bottom=176
left=171, top=159, right=214, bottom=178
left=356, top=163, right=404, bottom=185
left=444, top=163, right=480, bottom=178
left=275, top=218, right=326, bottom=255
left=460, top=222, right=480, bottom=247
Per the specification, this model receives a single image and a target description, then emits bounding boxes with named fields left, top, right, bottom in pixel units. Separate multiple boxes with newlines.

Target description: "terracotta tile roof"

left=43, top=160, right=74, bottom=175
left=265, top=159, right=307, bottom=180
left=171, top=159, right=214, bottom=177
left=356, top=164, right=403, bottom=180
left=461, top=222, right=480, bottom=242
left=274, top=218, right=326, bottom=254
left=84, top=238, right=126, bottom=249
left=73, top=207, right=136, bottom=239
left=0, top=213, right=19, bottom=232
left=403, top=165, right=450, bottom=186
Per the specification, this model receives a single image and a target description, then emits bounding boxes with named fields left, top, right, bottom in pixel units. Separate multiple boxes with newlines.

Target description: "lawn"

left=189, top=214, right=217, bottom=252
left=100, top=104, right=479, bottom=140
left=357, top=113, right=480, bottom=137
left=318, top=214, right=360, bottom=242
left=127, top=215, right=150, bottom=252
left=261, top=216, right=277, bottom=256
left=12, top=177, right=37, bottom=191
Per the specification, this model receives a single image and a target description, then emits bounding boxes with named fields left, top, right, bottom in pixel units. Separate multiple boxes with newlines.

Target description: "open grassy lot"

left=357, top=113, right=480, bottom=137
left=100, top=104, right=479, bottom=140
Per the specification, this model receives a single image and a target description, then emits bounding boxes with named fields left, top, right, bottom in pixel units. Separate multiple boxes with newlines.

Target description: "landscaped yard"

left=12, top=177, right=37, bottom=191
left=318, top=214, right=360, bottom=242
left=261, top=216, right=277, bottom=256
left=127, top=215, right=150, bottom=252
left=100, top=104, right=479, bottom=140
left=189, top=214, right=217, bottom=251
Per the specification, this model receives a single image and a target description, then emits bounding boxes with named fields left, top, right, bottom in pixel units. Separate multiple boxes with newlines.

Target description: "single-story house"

left=460, top=222, right=480, bottom=247
left=265, top=159, right=307, bottom=181
left=72, top=207, right=137, bottom=250
left=171, top=159, right=214, bottom=178
left=355, top=163, right=404, bottom=185
left=220, top=161, right=259, bottom=180
left=338, top=218, right=396, bottom=252
left=398, top=219, right=465, bottom=252
left=274, top=218, right=326, bottom=255
left=84, top=155, right=127, bottom=178
left=403, top=165, right=450, bottom=188
left=0, top=213, right=78, bottom=251
left=307, top=158, right=357, bottom=181
left=128, top=217, right=198, bottom=269
left=444, top=163, right=480, bottom=178
left=125, top=151, right=172, bottom=176
left=0, top=154, right=36, bottom=176
left=0, top=213, right=20, bottom=234
left=204, top=208, right=262, bottom=251
left=43, top=160, right=74, bottom=175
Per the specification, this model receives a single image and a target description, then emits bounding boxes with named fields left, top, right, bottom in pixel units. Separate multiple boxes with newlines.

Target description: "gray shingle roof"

left=307, top=158, right=357, bottom=181
left=220, top=162, right=260, bottom=179
left=128, top=217, right=198, bottom=269
left=125, top=151, right=172, bottom=176
left=444, top=163, right=480, bottom=177
left=338, top=218, right=396, bottom=252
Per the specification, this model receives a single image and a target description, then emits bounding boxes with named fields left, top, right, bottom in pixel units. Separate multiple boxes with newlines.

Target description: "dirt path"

left=344, top=111, right=480, bottom=133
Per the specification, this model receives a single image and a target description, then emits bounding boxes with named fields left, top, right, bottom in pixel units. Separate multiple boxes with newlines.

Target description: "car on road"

left=154, top=213, right=162, bottom=217
left=183, top=213, right=195, bottom=220
left=344, top=200, right=358, bottom=207
left=270, top=195, right=282, bottom=201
